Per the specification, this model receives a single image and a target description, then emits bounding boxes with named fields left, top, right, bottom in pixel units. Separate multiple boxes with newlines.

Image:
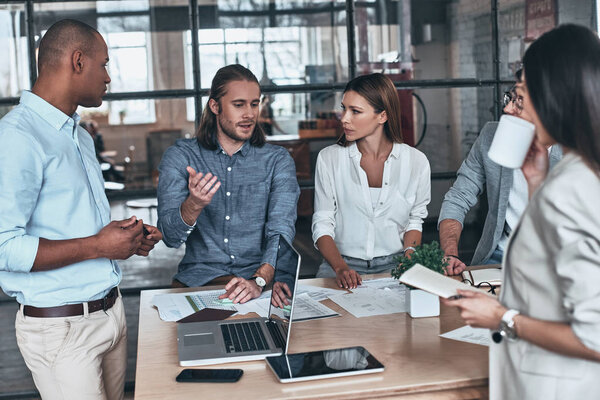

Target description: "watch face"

left=500, top=321, right=517, bottom=340
left=255, top=276, right=266, bottom=287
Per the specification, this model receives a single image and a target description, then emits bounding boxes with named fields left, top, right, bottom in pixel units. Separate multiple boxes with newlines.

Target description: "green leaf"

left=391, top=241, right=449, bottom=281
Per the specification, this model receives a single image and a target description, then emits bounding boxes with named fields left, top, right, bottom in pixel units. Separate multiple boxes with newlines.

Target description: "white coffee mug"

left=488, top=115, right=536, bottom=169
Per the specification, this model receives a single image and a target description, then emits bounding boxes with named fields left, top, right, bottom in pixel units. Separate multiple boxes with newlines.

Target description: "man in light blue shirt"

left=0, top=20, right=161, bottom=399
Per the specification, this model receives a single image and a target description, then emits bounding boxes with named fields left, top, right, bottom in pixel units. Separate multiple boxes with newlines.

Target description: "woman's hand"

left=521, top=137, right=549, bottom=197
left=335, top=267, right=362, bottom=289
left=441, top=289, right=507, bottom=329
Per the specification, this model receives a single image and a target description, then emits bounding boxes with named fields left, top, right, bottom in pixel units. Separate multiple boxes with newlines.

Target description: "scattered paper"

left=328, top=287, right=408, bottom=318
left=233, top=296, right=271, bottom=318
left=152, top=289, right=237, bottom=321
left=292, top=293, right=340, bottom=321
left=440, top=325, right=491, bottom=347
left=353, top=277, right=406, bottom=294
left=297, top=284, right=345, bottom=301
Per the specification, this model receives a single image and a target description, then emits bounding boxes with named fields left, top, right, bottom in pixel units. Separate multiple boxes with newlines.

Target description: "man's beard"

left=217, top=114, right=254, bottom=142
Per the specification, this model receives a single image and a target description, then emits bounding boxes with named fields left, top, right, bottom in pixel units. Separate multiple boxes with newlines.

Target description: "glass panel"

left=275, top=0, right=345, bottom=9
left=0, top=4, right=30, bottom=98
left=358, top=0, right=493, bottom=80
left=33, top=1, right=192, bottom=91
left=498, top=0, right=595, bottom=80
left=410, top=86, right=495, bottom=219
left=77, top=98, right=195, bottom=190
left=194, top=1, right=349, bottom=89
left=498, top=0, right=526, bottom=80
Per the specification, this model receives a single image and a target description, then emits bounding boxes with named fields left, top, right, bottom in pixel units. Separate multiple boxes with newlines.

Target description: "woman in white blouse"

left=444, top=25, right=600, bottom=399
left=312, top=73, right=431, bottom=289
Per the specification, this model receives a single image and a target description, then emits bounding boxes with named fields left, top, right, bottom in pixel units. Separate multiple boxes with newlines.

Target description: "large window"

left=0, top=0, right=597, bottom=197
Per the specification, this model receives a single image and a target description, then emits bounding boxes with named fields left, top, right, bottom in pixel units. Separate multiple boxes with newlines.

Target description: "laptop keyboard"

left=266, top=321, right=286, bottom=350
left=221, top=322, right=269, bottom=353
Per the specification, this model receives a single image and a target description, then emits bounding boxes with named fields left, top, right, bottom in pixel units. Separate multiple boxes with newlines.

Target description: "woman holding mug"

left=312, top=73, right=431, bottom=289
left=444, top=24, right=600, bottom=399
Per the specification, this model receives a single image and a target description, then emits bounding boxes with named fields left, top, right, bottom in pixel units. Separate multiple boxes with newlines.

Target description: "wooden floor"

left=0, top=200, right=479, bottom=398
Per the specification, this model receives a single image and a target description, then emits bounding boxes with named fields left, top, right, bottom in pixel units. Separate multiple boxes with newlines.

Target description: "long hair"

left=337, top=73, right=404, bottom=146
left=523, top=24, right=600, bottom=171
left=196, top=64, right=266, bottom=149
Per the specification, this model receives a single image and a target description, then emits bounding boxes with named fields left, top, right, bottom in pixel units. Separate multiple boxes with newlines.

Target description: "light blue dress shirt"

left=0, top=91, right=120, bottom=307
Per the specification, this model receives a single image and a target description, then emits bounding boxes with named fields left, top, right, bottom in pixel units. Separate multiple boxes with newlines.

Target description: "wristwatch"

left=248, top=275, right=267, bottom=289
left=403, top=246, right=416, bottom=255
left=492, top=309, right=520, bottom=343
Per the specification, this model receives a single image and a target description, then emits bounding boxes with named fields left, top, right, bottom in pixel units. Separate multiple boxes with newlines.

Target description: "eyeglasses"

left=502, top=89, right=524, bottom=114
left=461, top=278, right=498, bottom=296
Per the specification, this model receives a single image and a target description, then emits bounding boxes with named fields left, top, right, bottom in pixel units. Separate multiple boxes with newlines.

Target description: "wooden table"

left=135, top=276, right=488, bottom=399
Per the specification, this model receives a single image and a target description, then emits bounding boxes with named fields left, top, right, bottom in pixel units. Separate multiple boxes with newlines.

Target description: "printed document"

left=328, top=286, right=408, bottom=318
left=292, top=293, right=340, bottom=321
left=440, top=325, right=491, bottom=347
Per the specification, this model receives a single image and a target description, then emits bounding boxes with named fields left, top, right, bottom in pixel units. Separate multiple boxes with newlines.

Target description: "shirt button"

left=224, top=238, right=229, bottom=243
left=226, top=192, right=231, bottom=196
left=227, top=167, right=232, bottom=172
left=384, top=182, right=388, bottom=185
left=230, top=255, right=235, bottom=259
left=380, top=202, right=383, bottom=205
left=225, top=215, right=230, bottom=220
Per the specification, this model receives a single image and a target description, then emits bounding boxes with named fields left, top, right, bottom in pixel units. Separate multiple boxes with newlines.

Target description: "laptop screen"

left=267, top=236, right=301, bottom=348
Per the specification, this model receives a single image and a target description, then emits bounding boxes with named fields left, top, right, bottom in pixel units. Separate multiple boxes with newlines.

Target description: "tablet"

left=265, top=346, right=384, bottom=383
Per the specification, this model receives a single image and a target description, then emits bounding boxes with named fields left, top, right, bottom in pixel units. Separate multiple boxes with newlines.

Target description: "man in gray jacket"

left=439, top=85, right=562, bottom=275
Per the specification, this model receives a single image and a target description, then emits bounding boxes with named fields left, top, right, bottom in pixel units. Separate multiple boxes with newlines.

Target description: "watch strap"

left=501, top=309, right=520, bottom=327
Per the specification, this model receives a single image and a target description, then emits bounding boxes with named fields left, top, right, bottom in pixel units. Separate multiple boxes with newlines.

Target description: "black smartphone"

left=175, top=369, right=243, bottom=383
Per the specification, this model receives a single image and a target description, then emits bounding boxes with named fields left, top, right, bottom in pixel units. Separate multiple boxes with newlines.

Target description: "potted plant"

left=391, top=241, right=449, bottom=318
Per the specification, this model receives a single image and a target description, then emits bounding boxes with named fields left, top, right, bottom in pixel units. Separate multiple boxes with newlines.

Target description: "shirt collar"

left=348, top=141, right=402, bottom=159
left=389, top=142, right=402, bottom=159
left=348, top=142, right=361, bottom=158
left=20, top=91, right=80, bottom=133
left=215, top=139, right=251, bottom=157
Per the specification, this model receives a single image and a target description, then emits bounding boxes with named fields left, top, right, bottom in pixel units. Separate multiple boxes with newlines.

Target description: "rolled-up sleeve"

left=0, top=131, right=43, bottom=273
left=157, top=145, right=196, bottom=248
left=311, top=151, right=337, bottom=246
left=438, top=131, right=487, bottom=228
left=406, top=153, right=431, bottom=232
left=261, top=150, right=300, bottom=268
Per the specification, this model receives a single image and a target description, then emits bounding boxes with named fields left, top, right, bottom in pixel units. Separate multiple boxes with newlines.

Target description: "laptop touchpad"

left=184, top=333, right=215, bottom=346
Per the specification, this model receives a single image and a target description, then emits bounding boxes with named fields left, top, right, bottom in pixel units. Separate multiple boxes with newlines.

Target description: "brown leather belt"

left=22, top=287, right=119, bottom=318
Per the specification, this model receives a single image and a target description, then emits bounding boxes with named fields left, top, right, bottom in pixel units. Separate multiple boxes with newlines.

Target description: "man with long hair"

left=157, top=64, right=299, bottom=304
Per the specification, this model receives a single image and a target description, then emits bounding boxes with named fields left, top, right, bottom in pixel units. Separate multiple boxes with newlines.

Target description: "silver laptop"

left=177, top=236, right=301, bottom=366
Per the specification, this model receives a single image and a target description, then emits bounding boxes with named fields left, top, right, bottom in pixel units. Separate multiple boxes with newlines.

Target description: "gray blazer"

left=438, top=121, right=562, bottom=264
left=490, top=153, right=600, bottom=399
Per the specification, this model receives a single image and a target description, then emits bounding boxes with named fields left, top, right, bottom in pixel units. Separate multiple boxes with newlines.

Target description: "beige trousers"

left=15, top=296, right=128, bottom=400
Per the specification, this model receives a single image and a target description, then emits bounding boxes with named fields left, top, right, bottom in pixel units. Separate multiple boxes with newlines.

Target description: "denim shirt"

left=157, top=138, right=299, bottom=286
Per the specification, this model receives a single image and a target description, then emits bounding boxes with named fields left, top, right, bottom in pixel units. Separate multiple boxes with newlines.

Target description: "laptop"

left=177, top=236, right=301, bottom=366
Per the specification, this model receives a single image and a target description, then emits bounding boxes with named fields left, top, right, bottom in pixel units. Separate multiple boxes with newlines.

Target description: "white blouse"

left=312, top=142, right=431, bottom=260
